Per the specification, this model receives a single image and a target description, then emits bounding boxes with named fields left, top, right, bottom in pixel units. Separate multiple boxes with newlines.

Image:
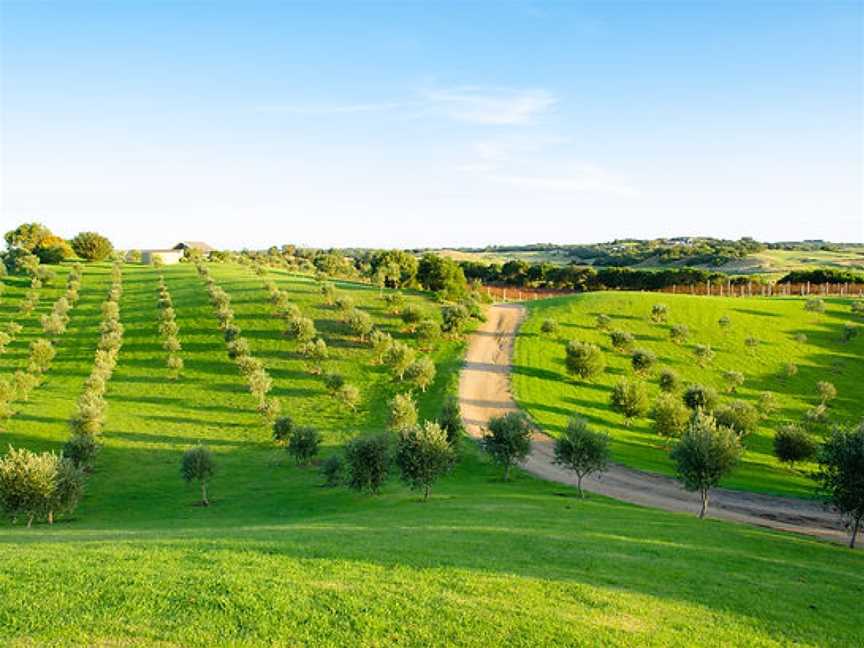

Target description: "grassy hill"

left=513, top=292, right=863, bottom=498
left=1, top=264, right=861, bottom=646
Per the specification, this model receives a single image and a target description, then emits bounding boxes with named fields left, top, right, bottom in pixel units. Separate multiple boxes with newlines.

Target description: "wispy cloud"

left=420, top=87, right=556, bottom=125
left=255, top=101, right=405, bottom=114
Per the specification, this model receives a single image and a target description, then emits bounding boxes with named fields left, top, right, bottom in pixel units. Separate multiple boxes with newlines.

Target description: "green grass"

left=1, top=265, right=861, bottom=646
left=513, top=291, right=864, bottom=498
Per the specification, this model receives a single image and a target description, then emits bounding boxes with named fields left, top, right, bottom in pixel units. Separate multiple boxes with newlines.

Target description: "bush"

left=553, top=416, right=610, bottom=497
left=595, top=313, right=611, bottom=330
left=400, top=304, right=423, bottom=328
left=71, top=231, right=114, bottom=261
left=631, top=348, right=656, bottom=375
left=482, top=411, right=532, bottom=481
left=540, top=319, right=559, bottom=335
left=62, top=433, right=100, bottom=470
left=682, top=384, right=719, bottom=413
left=0, top=447, right=84, bottom=527
left=773, top=424, right=816, bottom=469
left=405, top=356, right=436, bottom=392
left=658, top=368, right=679, bottom=393
left=346, top=309, right=374, bottom=341
left=415, top=319, right=441, bottom=349
left=757, top=391, right=779, bottom=418
left=804, top=298, right=825, bottom=314
left=324, top=372, right=346, bottom=394
left=722, top=370, right=745, bottom=393
left=319, top=455, right=344, bottom=487
left=841, top=323, right=859, bottom=343
left=388, top=392, right=418, bottom=432
left=344, top=434, right=391, bottom=494
left=437, top=395, right=464, bottom=448
left=693, top=344, right=715, bottom=367
left=651, top=394, right=690, bottom=439
left=385, top=341, right=416, bottom=381
left=272, top=416, right=295, bottom=446
left=671, top=412, right=742, bottom=518
left=564, top=341, right=605, bottom=380
left=609, top=330, right=634, bottom=352
left=609, top=380, right=649, bottom=425
left=286, top=316, right=316, bottom=343
left=287, top=426, right=321, bottom=465
left=28, top=339, right=56, bottom=374
left=669, top=324, right=689, bottom=345
left=714, top=400, right=760, bottom=437
left=337, top=383, right=361, bottom=411
left=718, top=315, right=731, bottom=330
left=395, top=421, right=456, bottom=499
left=817, top=381, right=837, bottom=405
left=180, top=446, right=216, bottom=506
left=817, top=421, right=864, bottom=548
left=440, top=304, right=470, bottom=334
left=650, top=303, right=668, bottom=323
left=783, top=362, right=798, bottom=378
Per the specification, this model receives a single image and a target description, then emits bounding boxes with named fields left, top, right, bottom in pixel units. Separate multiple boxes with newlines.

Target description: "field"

left=513, top=292, right=864, bottom=498
left=0, top=263, right=861, bottom=646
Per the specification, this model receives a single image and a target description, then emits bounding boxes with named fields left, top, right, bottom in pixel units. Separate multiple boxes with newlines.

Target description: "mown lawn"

left=513, top=291, right=864, bottom=498
left=1, top=265, right=861, bottom=647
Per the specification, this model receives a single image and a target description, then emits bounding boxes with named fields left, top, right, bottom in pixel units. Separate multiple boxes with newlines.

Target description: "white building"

left=139, top=242, right=214, bottom=265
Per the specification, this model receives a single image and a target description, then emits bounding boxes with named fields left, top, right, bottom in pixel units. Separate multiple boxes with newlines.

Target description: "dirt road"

left=458, top=303, right=852, bottom=545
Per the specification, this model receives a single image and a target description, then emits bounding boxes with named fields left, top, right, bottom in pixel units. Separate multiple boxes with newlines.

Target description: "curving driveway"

left=458, top=303, right=852, bottom=546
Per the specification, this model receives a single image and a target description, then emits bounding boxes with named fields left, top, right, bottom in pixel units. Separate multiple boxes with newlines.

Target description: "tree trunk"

left=201, top=482, right=209, bottom=507
left=850, top=515, right=861, bottom=549
left=27, top=514, right=33, bottom=528
left=503, top=463, right=511, bottom=482
left=48, top=510, right=54, bottom=525
left=424, top=484, right=430, bottom=501
left=577, top=475, right=584, bottom=498
left=699, top=490, right=709, bottom=519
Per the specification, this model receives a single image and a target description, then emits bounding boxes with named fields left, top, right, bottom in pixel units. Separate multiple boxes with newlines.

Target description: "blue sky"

left=1, top=1, right=861, bottom=249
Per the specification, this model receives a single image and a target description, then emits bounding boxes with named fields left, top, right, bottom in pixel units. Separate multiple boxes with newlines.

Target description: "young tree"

left=344, top=434, right=391, bottom=494
left=288, top=426, right=322, bottom=465
left=482, top=411, right=533, bottom=481
left=757, top=391, right=779, bottom=418
left=552, top=416, right=610, bottom=497
left=609, top=330, right=634, bottom=352
left=783, top=362, right=799, bottom=379
left=540, top=319, right=559, bottom=336
left=841, top=322, right=859, bottom=343
left=817, top=421, right=864, bottom=548
left=440, top=304, right=470, bottom=334
left=415, top=319, right=441, bottom=350
left=180, top=446, right=216, bottom=506
left=564, top=341, right=605, bottom=380
left=272, top=415, right=295, bottom=446
left=682, top=384, right=719, bottom=413
left=804, top=297, right=825, bottom=314
left=595, top=313, right=611, bottom=330
left=671, top=412, right=743, bottom=518
left=658, top=368, right=679, bottom=393
left=388, top=392, right=418, bottom=432
left=817, top=381, right=837, bottom=406
left=773, top=424, right=816, bottom=469
left=385, top=341, right=416, bottom=381
left=609, top=379, right=649, bottom=425
left=718, top=315, right=731, bottom=330
left=693, top=344, right=715, bottom=367
left=0, top=448, right=83, bottom=527
left=28, top=339, right=56, bottom=374
left=369, top=329, right=393, bottom=364
left=346, top=309, right=374, bottom=342
left=651, top=393, right=690, bottom=439
left=405, top=356, right=436, bottom=392
left=714, top=400, right=760, bottom=437
left=630, top=348, right=656, bottom=375
left=400, top=304, right=423, bottom=330
left=319, top=455, right=344, bottom=487
left=395, top=421, right=456, bottom=500
left=722, top=370, right=745, bottom=394
left=437, top=394, right=464, bottom=448
left=62, top=432, right=100, bottom=470
left=324, top=372, right=346, bottom=395
left=337, top=383, right=361, bottom=411
left=70, top=231, right=114, bottom=261
left=669, top=324, right=689, bottom=345
left=286, top=316, right=316, bottom=343
left=650, top=303, right=669, bottom=323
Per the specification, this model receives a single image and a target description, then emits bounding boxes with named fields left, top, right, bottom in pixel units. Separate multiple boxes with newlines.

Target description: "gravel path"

left=458, top=303, right=852, bottom=546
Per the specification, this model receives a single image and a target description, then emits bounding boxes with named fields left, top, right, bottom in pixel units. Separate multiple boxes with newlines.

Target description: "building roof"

left=174, top=241, right=214, bottom=252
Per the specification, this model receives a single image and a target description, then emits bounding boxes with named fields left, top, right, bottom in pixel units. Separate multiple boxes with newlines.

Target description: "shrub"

left=757, top=391, right=779, bottom=418
left=69, top=391, right=106, bottom=436
left=783, top=362, right=798, bottom=378
left=319, top=455, right=344, bottom=487
left=337, top=383, right=361, bottom=411
left=28, top=339, right=56, bottom=374
left=794, top=332, right=808, bottom=344
left=482, top=411, right=532, bottom=481
left=287, top=426, right=321, bottom=465
left=595, top=313, right=611, bottom=330
left=553, top=416, right=610, bottom=497
left=62, top=433, right=100, bottom=470
left=722, top=370, right=745, bottom=393
left=715, top=400, right=760, bottom=437
left=369, top=329, right=393, bottom=364
left=344, top=434, right=391, bottom=495
left=320, top=282, right=336, bottom=305
left=817, top=421, right=864, bottom=548
left=804, top=298, right=825, bottom=314
left=744, top=336, right=760, bottom=351
left=718, top=315, right=731, bottom=330
left=669, top=324, right=689, bottom=345
left=324, top=372, right=346, bottom=394
left=334, top=295, right=355, bottom=313
left=693, top=344, right=715, bottom=367
left=437, top=394, right=464, bottom=448
left=385, top=341, right=416, bottom=380
left=0, top=448, right=84, bottom=527
left=841, top=323, right=859, bottom=344
left=773, top=424, right=816, bottom=469
left=395, top=421, right=456, bottom=499
left=804, top=403, right=829, bottom=429
left=631, top=348, right=656, bottom=375
left=540, top=319, right=559, bottom=335
left=609, top=330, right=634, bottom=352
left=817, top=381, right=837, bottom=405
left=852, top=299, right=864, bottom=316
left=564, top=341, right=605, bottom=380
left=180, top=446, right=216, bottom=506
left=286, top=316, right=316, bottom=343
left=658, top=368, right=679, bottom=393
left=346, top=309, right=374, bottom=341
left=388, top=392, right=418, bottom=432
left=609, top=380, right=649, bottom=425
left=405, top=356, right=436, bottom=392
left=272, top=416, right=295, bottom=446
left=400, top=304, right=423, bottom=328
left=415, top=319, right=441, bottom=349
left=671, top=412, right=742, bottom=518
left=440, top=304, right=470, bottom=334
left=682, top=384, right=719, bottom=413
left=651, top=393, right=690, bottom=439
left=70, top=231, right=113, bottom=261
left=650, top=303, right=668, bottom=323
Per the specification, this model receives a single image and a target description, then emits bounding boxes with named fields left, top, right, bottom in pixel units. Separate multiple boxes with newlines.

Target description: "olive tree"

left=595, top=313, right=611, bottom=330
left=682, top=384, right=719, bottom=413
left=395, top=421, right=456, bottom=500
left=609, top=330, right=634, bottom=352
left=817, top=421, right=864, bottom=548
left=564, top=341, right=605, bottom=381
left=671, top=412, right=743, bottom=518
left=437, top=394, right=464, bottom=448
left=344, top=434, right=391, bottom=495
left=180, top=445, right=216, bottom=506
left=552, top=416, right=610, bottom=497
left=405, top=356, right=436, bottom=392
left=841, top=323, right=859, bottom=343
left=631, top=348, right=656, bottom=375
left=658, top=368, right=679, bottom=393
left=669, top=324, right=689, bottom=345
left=714, top=400, right=760, bottom=437
left=651, top=393, right=690, bottom=439
left=804, top=298, right=825, bottom=314
left=385, top=341, right=416, bottom=381
left=388, top=392, right=418, bottom=432
left=693, top=344, right=715, bottom=367
left=540, top=319, right=559, bottom=335
left=773, top=424, right=816, bottom=469
left=0, top=447, right=84, bottom=527
left=288, top=426, right=322, bottom=465
left=817, top=381, right=837, bottom=406
left=482, top=411, right=532, bottom=481
left=722, top=370, right=745, bottom=394
left=609, top=379, right=649, bottom=425
left=650, top=303, right=668, bottom=323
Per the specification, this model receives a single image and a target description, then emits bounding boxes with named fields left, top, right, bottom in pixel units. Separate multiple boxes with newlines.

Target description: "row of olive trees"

left=64, top=260, right=125, bottom=470
left=197, top=261, right=279, bottom=422
left=156, top=276, right=184, bottom=379
left=0, top=264, right=84, bottom=427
